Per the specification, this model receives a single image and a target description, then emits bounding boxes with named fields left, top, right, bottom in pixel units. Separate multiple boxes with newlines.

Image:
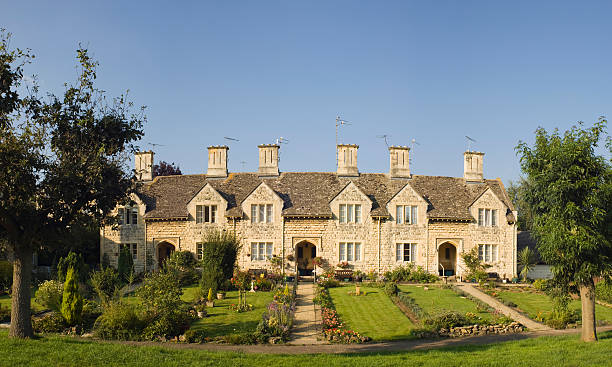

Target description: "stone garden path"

left=457, top=284, right=551, bottom=331
left=289, top=282, right=323, bottom=345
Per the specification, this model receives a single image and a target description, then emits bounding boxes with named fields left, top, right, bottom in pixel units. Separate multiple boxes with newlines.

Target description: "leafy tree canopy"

left=153, top=161, right=182, bottom=176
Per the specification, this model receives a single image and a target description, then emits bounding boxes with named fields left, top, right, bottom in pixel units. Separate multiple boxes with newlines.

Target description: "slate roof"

left=137, top=172, right=515, bottom=222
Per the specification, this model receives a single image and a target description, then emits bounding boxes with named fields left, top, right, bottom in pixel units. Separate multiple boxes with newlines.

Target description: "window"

left=339, top=242, right=361, bottom=262
left=396, top=205, right=418, bottom=224
left=120, top=243, right=138, bottom=259
left=251, top=204, right=273, bottom=223
left=396, top=243, right=417, bottom=262
left=196, top=243, right=204, bottom=260
left=478, top=244, right=498, bottom=262
left=478, top=209, right=498, bottom=227
left=118, top=206, right=138, bottom=225
left=251, top=242, right=273, bottom=261
left=339, top=204, right=361, bottom=223
left=196, top=205, right=217, bottom=223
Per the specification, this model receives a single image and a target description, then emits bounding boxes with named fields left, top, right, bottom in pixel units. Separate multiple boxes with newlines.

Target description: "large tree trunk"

left=579, top=279, right=597, bottom=342
left=8, top=244, right=33, bottom=338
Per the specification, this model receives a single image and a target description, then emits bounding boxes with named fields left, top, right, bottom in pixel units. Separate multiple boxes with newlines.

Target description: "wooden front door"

left=296, top=242, right=316, bottom=276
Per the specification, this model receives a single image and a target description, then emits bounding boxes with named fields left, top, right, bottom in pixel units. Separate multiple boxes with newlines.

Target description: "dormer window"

left=251, top=204, right=273, bottom=223
left=478, top=209, right=498, bottom=227
left=339, top=204, right=361, bottom=223
left=396, top=205, right=417, bottom=224
left=196, top=205, right=217, bottom=223
left=118, top=206, right=138, bottom=225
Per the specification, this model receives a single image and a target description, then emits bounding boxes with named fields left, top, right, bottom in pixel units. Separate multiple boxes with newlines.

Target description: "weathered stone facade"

left=100, top=147, right=518, bottom=278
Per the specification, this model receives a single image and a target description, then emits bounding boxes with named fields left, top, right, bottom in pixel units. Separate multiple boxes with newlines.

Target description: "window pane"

left=259, top=243, right=265, bottom=260
left=355, top=205, right=361, bottom=223
left=478, top=245, right=484, bottom=261
left=251, top=243, right=257, bottom=261
left=251, top=205, right=257, bottom=223
left=485, top=244, right=491, bottom=262
left=492, top=245, right=498, bottom=261
left=266, top=243, right=272, bottom=259
left=211, top=205, right=217, bottom=223
left=485, top=209, right=491, bottom=226
left=132, top=244, right=137, bottom=259
left=204, top=205, right=210, bottom=223
left=355, top=243, right=361, bottom=261
left=412, top=206, right=418, bottom=225
left=396, top=244, right=402, bottom=261
left=339, top=205, right=346, bottom=223
left=396, top=206, right=402, bottom=224
left=404, top=243, right=410, bottom=261
left=405, top=206, right=411, bottom=224
left=411, top=244, right=417, bottom=262
left=339, top=243, right=346, bottom=261
left=266, top=204, right=273, bottom=223
left=132, top=209, right=138, bottom=225
left=478, top=209, right=484, bottom=226
left=347, top=243, right=354, bottom=261
left=492, top=209, right=497, bottom=226
left=347, top=205, right=354, bottom=223
left=118, top=208, right=124, bottom=225
left=259, top=205, right=265, bottom=223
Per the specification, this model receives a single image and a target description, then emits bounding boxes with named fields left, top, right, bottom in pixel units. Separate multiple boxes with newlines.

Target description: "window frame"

left=478, top=244, right=499, bottom=263
left=195, top=204, right=217, bottom=224
left=251, top=204, right=273, bottom=223
left=395, top=243, right=417, bottom=262
left=395, top=205, right=418, bottom=224
left=250, top=242, right=273, bottom=261
left=339, top=204, right=361, bottom=224
left=339, top=242, right=362, bottom=262
left=196, top=242, right=204, bottom=261
left=478, top=208, right=498, bottom=227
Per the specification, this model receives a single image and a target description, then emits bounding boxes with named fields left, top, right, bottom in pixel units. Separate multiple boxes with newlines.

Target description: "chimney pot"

left=389, top=146, right=410, bottom=178
left=135, top=151, right=154, bottom=181
left=258, top=144, right=280, bottom=177
left=464, top=151, right=484, bottom=181
left=337, top=144, right=359, bottom=177
left=207, top=146, right=229, bottom=178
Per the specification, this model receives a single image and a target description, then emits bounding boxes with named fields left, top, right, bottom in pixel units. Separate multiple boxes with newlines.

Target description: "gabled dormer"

left=241, top=182, right=284, bottom=224
left=330, top=181, right=372, bottom=224
left=386, top=182, right=428, bottom=226
left=187, top=183, right=227, bottom=224
left=469, top=187, right=508, bottom=227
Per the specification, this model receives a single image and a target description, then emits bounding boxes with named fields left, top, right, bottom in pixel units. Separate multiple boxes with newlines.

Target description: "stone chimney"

left=135, top=151, right=154, bottom=181
left=337, top=144, right=359, bottom=177
left=207, top=145, right=229, bottom=178
left=464, top=151, right=484, bottom=181
left=389, top=146, right=410, bottom=178
left=258, top=144, right=280, bottom=177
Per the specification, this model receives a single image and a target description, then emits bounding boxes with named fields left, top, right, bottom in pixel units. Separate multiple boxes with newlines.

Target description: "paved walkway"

left=289, top=282, right=323, bottom=345
left=457, top=283, right=551, bottom=331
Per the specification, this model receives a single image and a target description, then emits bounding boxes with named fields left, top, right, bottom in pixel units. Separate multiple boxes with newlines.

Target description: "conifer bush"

left=117, top=246, right=134, bottom=283
left=60, top=267, right=83, bottom=326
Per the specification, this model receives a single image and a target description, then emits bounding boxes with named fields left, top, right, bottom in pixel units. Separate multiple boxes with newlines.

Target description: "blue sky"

left=4, top=1, right=611, bottom=184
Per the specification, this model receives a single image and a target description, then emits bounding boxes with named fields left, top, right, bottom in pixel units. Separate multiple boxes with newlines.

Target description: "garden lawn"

left=328, top=285, right=414, bottom=341
left=2, top=330, right=612, bottom=366
left=398, top=285, right=494, bottom=321
left=496, top=288, right=612, bottom=324
left=0, top=288, right=44, bottom=312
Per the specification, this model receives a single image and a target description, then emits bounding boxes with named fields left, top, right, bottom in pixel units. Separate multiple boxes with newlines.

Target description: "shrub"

left=141, top=308, right=193, bottom=341
left=396, top=291, right=426, bottom=319
left=90, top=266, right=121, bottom=307
left=256, top=283, right=297, bottom=342
left=32, top=312, right=67, bottom=333
left=0, top=303, right=10, bottom=323
left=422, top=311, right=469, bottom=330
left=81, top=300, right=103, bottom=331
left=0, top=260, right=12, bottom=293
left=313, top=287, right=334, bottom=309
left=138, top=269, right=183, bottom=315
left=61, top=267, right=83, bottom=326
left=224, top=332, right=258, bottom=345
left=409, top=266, right=439, bottom=283
left=384, top=264, right=413, bottom=282
left=384, top=282, right=399, bottom=296
left=200, top=230, right=241, bottom=295
left=56, top=252, right=88, bottom=283
left=165, top=251, right=199, bottom=286
left=117, top=246, right=134, bottom=283
left=93, top=302, right=144, bottom=340
left=461, top=248, right=490, bottom=282
left=596, top=280, right=612, bottom=303
left=207, top=288, right=214, bottom=302
left=183, top=328, right=209, bottom=343
left=35, top=280, right=64, bottom=312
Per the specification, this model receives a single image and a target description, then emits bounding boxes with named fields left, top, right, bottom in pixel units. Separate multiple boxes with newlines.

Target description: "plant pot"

left=217, top=293, right=225, bottom=300
left=206, top=301, right=215, bottom=307
left=197, top=311, right=205, bottom=318
left=355, top=286, right=361, bottom=295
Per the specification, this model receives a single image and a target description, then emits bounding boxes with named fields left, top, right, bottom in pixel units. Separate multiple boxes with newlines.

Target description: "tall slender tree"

left=516, top=118, right=612, bottom=342
left=0, top=30, right=145, bottom=338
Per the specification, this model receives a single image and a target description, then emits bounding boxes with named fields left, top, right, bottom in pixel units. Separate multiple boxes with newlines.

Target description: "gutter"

left=377, top=218, right=381, bottom=274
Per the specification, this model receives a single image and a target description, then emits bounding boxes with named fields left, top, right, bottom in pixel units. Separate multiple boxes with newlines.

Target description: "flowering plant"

left=312, top=256, right=323, bottom=267
left=337, top=261, right=350, bottom=269
left=231, top=271, right=251, bottom=291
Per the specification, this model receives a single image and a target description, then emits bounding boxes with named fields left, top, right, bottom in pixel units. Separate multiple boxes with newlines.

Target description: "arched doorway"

left=157, top=241, right=175, bottom=268
left=296, top=241, right=316, bottom=276
left=438, top=242, right=457, bottom=276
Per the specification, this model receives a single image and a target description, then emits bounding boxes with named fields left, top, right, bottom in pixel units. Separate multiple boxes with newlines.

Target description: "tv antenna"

left=275, top=136, right=290, bottom=145
left=147, top=142, right=165, bottom=148
left=224, top=136, right=240, bottom=142
left=335, top=115, right=352, bottom=164
left=465, top=136, right=477, bottom=152
left=240, top=161, right=247, bottom=170
left=411, top=138, right=420, bottom=150
left=377, top=134, right=391, bottom=148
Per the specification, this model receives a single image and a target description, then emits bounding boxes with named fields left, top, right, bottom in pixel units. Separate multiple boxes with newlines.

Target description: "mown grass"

left=496, top=288, right=612, bottom=323
left=123, top=285, right=273, bottom=338
left=328, top=285, right=414, bottom=341
left=0, top=288, right=44, bottom=313
left=1, top=330, right=612, bottom=366
left=399, top=285, right=494, bottom=321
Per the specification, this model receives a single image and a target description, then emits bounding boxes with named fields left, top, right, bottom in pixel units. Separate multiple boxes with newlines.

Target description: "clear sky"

left=4, top=1, right=611, bottom=184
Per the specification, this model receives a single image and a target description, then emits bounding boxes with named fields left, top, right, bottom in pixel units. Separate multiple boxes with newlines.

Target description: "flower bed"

left=254, top=283, right=297, bottom=343
left=314, top=286, right=370, bottom=343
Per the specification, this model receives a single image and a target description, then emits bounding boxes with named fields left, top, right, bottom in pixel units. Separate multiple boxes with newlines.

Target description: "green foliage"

left=516, top=118, right=612, bottom=287
left=506, top=178, right=535, bottom=231
left=117, top=246, right=134, bottom=284
left=164, top=251, right=199, bottom=286
left=141, top=309, right=193, bottom=341
left=183, top=328, right=208, bottom=344
left=533, top=279, right=550, bottom=292
left=596, top=280, right=612, bottom=303
left=90, top=267, right=120, bottom=306
left=200, top=230, right=241, bottom=295
left=395, top=291, right=426, bottom=319
left=0, top=303, right=10, bottom=323
left=384, top=282, right=399, bottom=296
left=223, top=332, right=258, bottom=345
left=93, top=302, right=144, bottom=340
left=384, top=264, right=439, bottom=283
left=0, top=261, right=12, bottom=293
left=60, top=267, right=83, bottom=326
left=518, top=247, right=538, bottom=282
left=207, top=288, right=214, bottom=302
left=461, top=248, right=490, bottom=282
left=56, top=251, right=88, bottom=283
left=34, top=280, right=64, bottom=312
left=32, top=312, right=67, bottom=333
left=422, top=311, right=469, bottom=330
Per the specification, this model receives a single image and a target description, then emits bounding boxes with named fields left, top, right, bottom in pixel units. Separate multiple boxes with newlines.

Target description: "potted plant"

left=355, top=284, right=361, bottom=295
left=312, top=256, right=323, bottom=268
left=195, top=303, right=207, bottom=318
left=206, top=288, right=215, bottom=307
left=216, top=291, right=226, bottom=300
left=286, top=254, right=295, bottom=262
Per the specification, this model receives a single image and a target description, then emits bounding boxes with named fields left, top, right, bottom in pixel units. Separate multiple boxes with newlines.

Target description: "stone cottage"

left=100, top=143, right=518, bottom=279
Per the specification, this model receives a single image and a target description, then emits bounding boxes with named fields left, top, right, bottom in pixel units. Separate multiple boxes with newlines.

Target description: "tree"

left=460, top=247, right=490, bottom=283
left=506, top=178, right=535, bottom=231
left=200, top=230, right=240, bottom=295
left=517, top=247, right=538, bottom=282
left=0, top=31, right=145, bottom=338
left=117, top=246, right=134, bottom=283
left=60, top=267, right=83, bottom=326
left=153, top=161, right=182, bottom=176
left=516, top=118, right=612, bottom=342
